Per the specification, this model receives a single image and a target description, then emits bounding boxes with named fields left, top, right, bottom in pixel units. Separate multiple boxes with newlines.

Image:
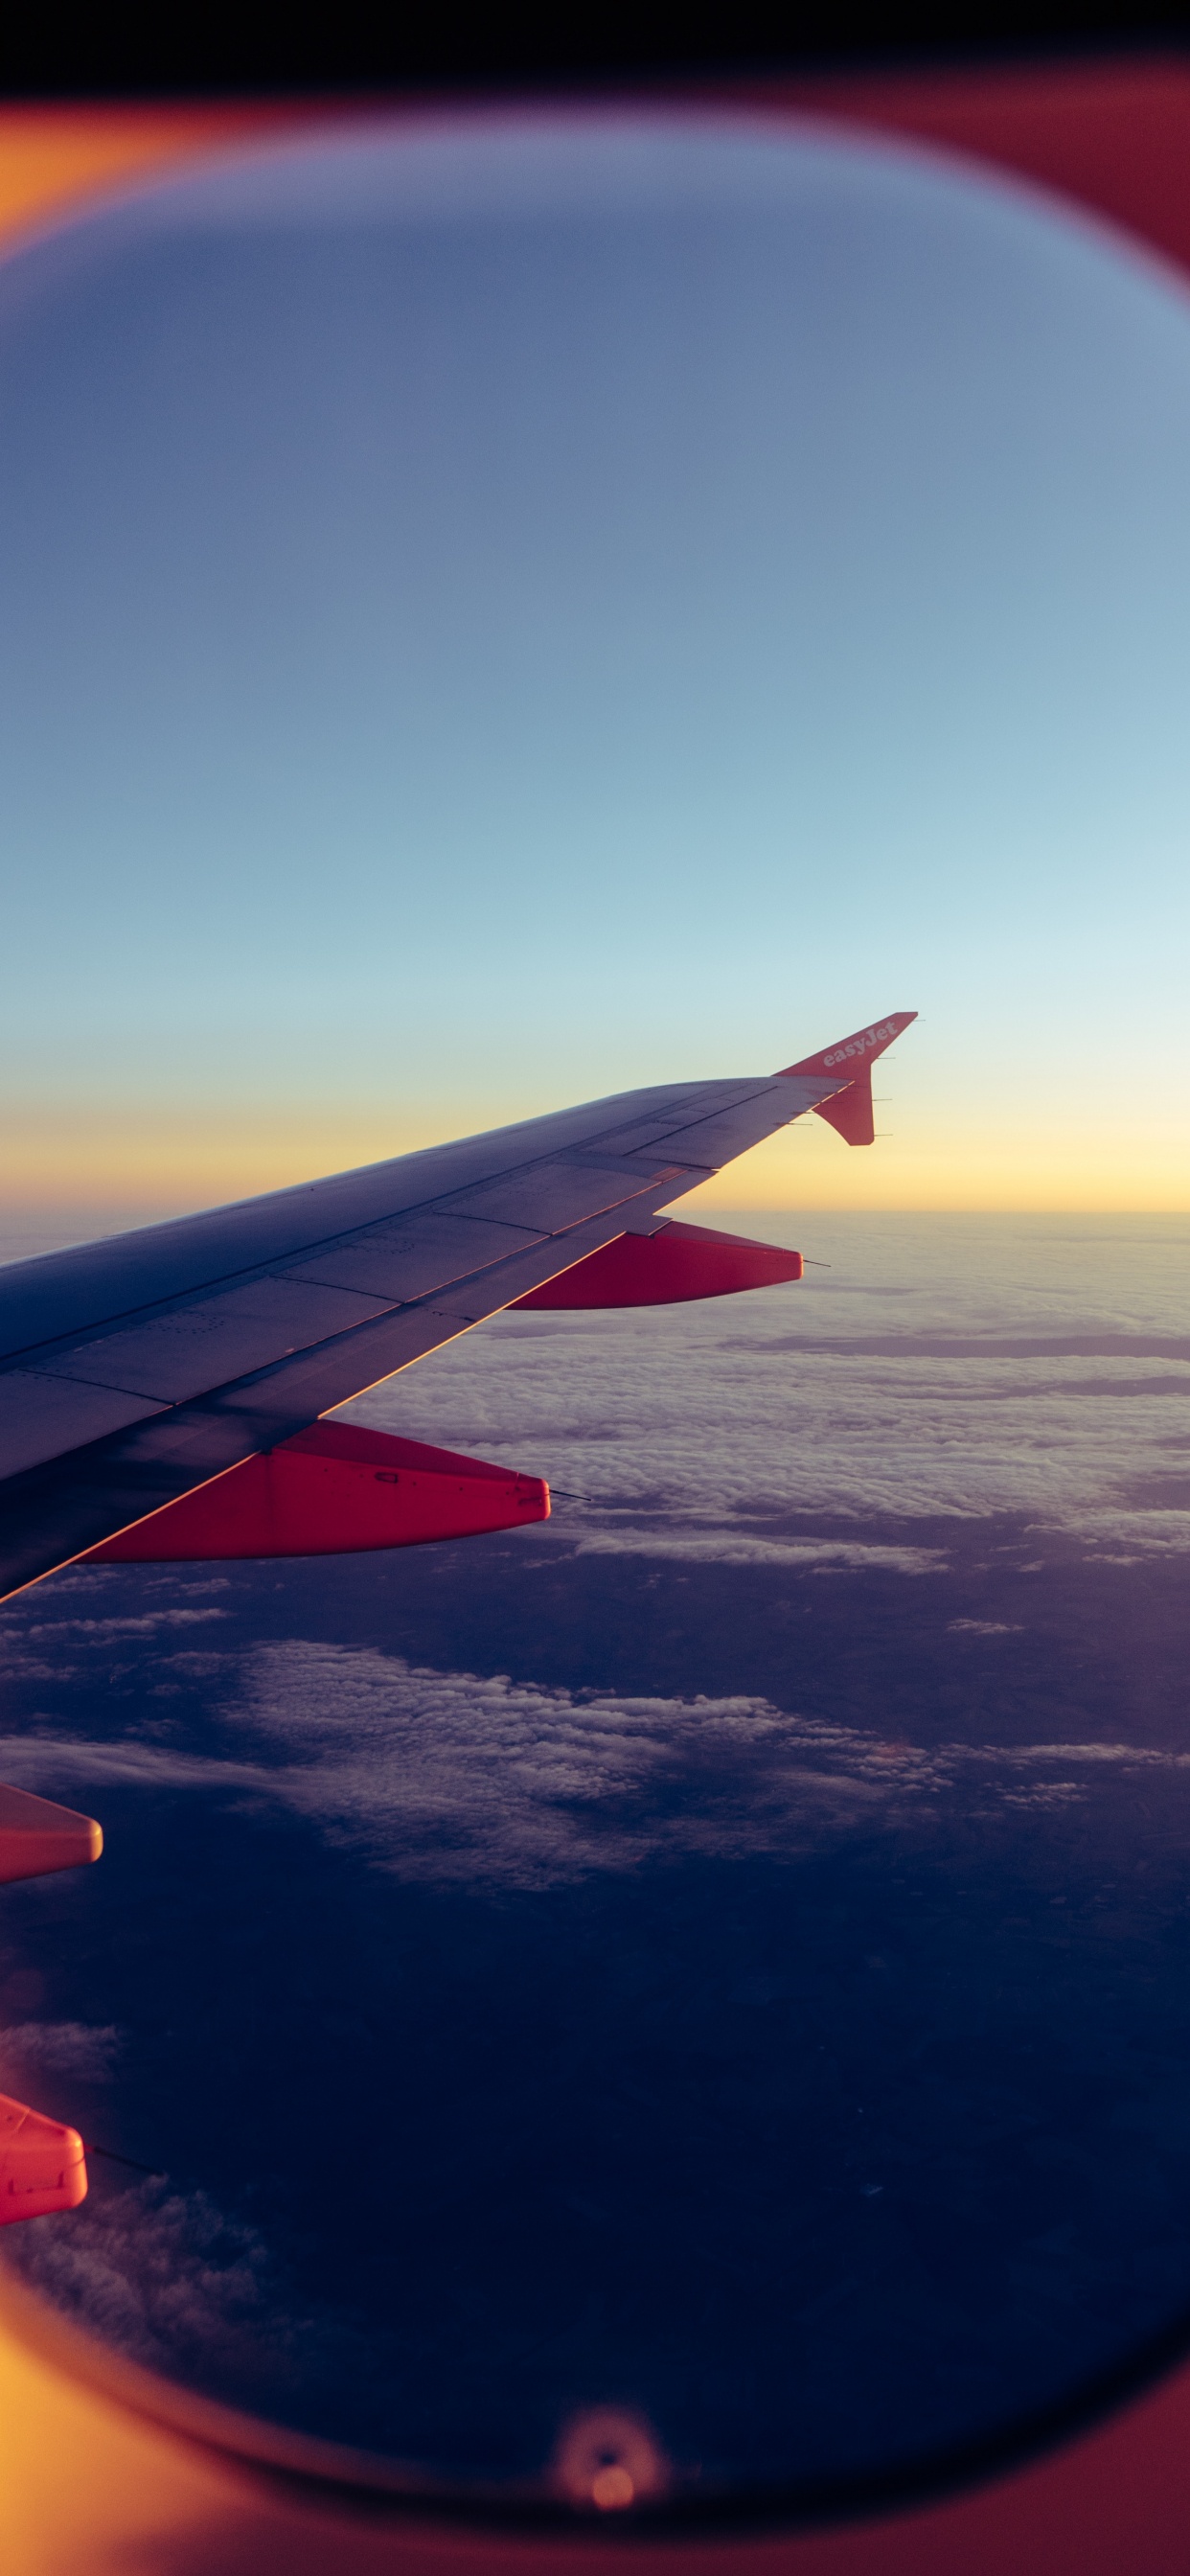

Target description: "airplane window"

left=1, top=111, right=1189, bottom=2520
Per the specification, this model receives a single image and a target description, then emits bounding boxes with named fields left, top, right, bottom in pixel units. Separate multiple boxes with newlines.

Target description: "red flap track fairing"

left=0, top=1787, right=102, bottom=2224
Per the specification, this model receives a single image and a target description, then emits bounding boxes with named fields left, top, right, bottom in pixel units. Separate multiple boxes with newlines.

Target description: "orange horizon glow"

left=0, top=104, right=325, bottom=259
left=2, top=1105, right=1186, bottom=1235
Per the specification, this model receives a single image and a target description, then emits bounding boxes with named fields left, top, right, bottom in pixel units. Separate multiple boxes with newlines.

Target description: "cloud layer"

left=6, top=1630, right=1187, bottom=1895
left=336, top=1216, right=1190, bottom=1553
left=4, top=2175, right=288, bottom=2393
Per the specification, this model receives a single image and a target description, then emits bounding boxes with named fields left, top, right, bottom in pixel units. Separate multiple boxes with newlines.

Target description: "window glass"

left=2, top=115, right=1189, bottom=2516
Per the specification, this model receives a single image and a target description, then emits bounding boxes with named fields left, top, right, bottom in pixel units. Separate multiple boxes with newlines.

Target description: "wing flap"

left=0, top=1370, right=168, bottom=1484
left=439, top=1157, right=689, bottom=1233
left=279, top=1209, right=542, bottom=1301
left=597, top=1083, right=798, bottom=1174
left=33, top=1276, right=393, bottom=1409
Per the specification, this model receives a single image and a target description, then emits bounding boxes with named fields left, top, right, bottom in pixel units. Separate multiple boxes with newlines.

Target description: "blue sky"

left=2, top=113, right=1189, bottom=1215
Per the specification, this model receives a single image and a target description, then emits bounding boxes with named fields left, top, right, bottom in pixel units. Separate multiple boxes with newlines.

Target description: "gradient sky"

left=2, top=110, right=1189, bottom=1224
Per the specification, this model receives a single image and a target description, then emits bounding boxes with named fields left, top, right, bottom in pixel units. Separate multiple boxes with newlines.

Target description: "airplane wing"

left=0, top=1013, right=914, bottom=1605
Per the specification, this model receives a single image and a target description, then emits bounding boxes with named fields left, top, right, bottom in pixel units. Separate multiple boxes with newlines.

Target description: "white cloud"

left=226, top=1640, right=1185, bottom=1883
left=1066, top=1512, right=1190, bottom=1555
left=575, top=1529, right=946, bottom=1574
left=0, top=2020, right=123, bottom=2083
left=995, top=1784, right=1087, bottom=1808
left=0, top=1733, right=268, bottom=1795
left=2, top=2176, right=291, bottom=2388
left=239, top=1643, right=743, bottom=1884
left=333, top=1283, right=1190, bottom=1547
left=156, top=1651, right=231, bottom=1675
left=987, top=1740, right=1190, bottom=1768
left=948, top=1618, right=1022, bottom=1634
left=19, top=1610, right=228, bottom=1640
left=1, top=1645, right=944, bottom=1889
left=6, top=1625, right=1187, bottom=1899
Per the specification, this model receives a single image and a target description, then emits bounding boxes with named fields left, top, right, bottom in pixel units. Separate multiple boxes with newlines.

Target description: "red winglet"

left=0, top=2093, right=87, bottom=2224
left=814, top=1068, right=876, bottom=1146
left=777, top=1011, right=916, bottom=1149
left=776, top=1010, right=917, bottom=1080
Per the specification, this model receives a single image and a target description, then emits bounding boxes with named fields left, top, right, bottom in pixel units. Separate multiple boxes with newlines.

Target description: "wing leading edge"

left=0, top=1013, right=915, bottom=2229
left=0, top=1014, right=915, bottom=1603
